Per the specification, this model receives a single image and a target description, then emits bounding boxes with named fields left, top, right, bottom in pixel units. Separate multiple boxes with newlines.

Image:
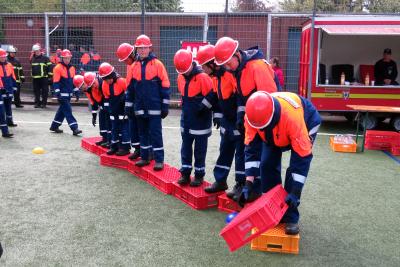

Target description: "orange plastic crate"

left=127, top=160, right=154, bottom=181
left=81, top=137, right=102, bottom=154
left=144, top=164, right=181, bottom=194
left=218, top=193, right=242, bottom=213
left=330, top=137, right=357, bottom=153
left=172, top=180, right=223, bottom=210
left=100, top=154, right=130, bottom=170
left=220, top=185, right=288, bottom=252
left=250, top=224, right=299, bottom=254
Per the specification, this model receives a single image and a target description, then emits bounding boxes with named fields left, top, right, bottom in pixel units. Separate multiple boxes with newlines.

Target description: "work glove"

left=161, top=110, right=169, bottom=119
left=285, top=182, right=302, bottom=209
left=92, top=113, right=97, bottom=127
left=213, top=117, right=221, bottom=129
left=238, top=181, right=254, bottom=208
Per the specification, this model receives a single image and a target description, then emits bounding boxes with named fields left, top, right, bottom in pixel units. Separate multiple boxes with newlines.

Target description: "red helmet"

left=116, top=43, right=135, bottom=62
left=196, top=45, right=215, bottom=65
left=214, top=37, right=239, bottom=66
left=73, top=75, right=84, bottom=89
left=0, top=48, right=7, bottom=58
left=174, top=49, right=193, bottom=74
left=98, top=62, right=114, bottom=78
left=135, top=34, right=152, bottom=47
left=60, top=49, right=72, bottom=58
left=245, top=91, right=275, bottom=129
left=84, top=72, right=97, bottom=87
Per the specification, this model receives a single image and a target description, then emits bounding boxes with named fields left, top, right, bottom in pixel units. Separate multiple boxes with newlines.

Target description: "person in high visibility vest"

left=30, top=44, right=52, bottom=108
left=99, top=62, right=130, bottom=156
left=0, top=48, right=18, bottom=127
left=6, top=46, right=25, bottom=108
left=49, top=49, right=82, bottom=135
left=116, top=43, right=141, bottom=160
left=243, top=91, right=321, bottom=235
left=0, top=73, right=13, bottom=138
left=174, top=49, right=213, bottom=187
left=214, top=36, right=280, bottom=202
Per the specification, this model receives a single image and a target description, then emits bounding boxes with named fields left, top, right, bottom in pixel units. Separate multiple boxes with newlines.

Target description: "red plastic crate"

left=172, top=180, right=223, bottom=210
left=391, top=146, right=400, bottom=156
left=127, top=160, right=154, bottom=181
left=220, top=185, right=288, bottom=252
left=365, top=130, right=400, bottom=147
left=218, top=193, right=242, bottom=213
left=144, top=164, right=181, bottom=194
left=93, top=145, right=108, bottom=156
left=364, top=142, right=392, bottom=150
left=100, top=153, right=130, bottom=170
left=81, top=137, right=102, bottom=154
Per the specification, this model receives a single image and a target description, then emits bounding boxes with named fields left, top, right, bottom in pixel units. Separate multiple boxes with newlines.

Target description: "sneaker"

left=227, top=182, right=244, bottom=201
left=50, top=127, right=63, bottom=133
left=204, top=181, right=228, bottom=193
left=115, top=149, right=130, bottom=156
left=177, top=173, right=191, bottom=186
left=2, top=133, right=14, bottom=138
left=190, top=176, right=204, bottom=187
left=135, top=159, right=150, bottom=167
left=153, top=162, right=164, bottom=171
left=128, top=150, right=140, bottom=161
left=285, top=223, right=300, bottom=235
left=72, top=129, right=82, bottom=136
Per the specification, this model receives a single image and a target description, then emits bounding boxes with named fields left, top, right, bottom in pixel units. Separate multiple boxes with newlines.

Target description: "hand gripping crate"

left=218, top=193, right=242, bottom=213
left=100, top=154, right=130, bottom=170
left=250, top=224, right=299, bottom=254
left=220, top=185, right=288, bottom=252
left=127, top=160, right=154, bottom=181
left=365, top=130, right=399, bottom=150
left=144, top=164, right=181, bottom=194
left=81, top=137, right=102, bottom=154
left=172, top=180, right=223, bottom=210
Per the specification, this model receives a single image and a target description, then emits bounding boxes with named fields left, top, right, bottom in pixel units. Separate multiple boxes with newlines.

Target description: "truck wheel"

left=360, top=114, right=378, bottom=130
left=390, top=116, right=400, bottom=131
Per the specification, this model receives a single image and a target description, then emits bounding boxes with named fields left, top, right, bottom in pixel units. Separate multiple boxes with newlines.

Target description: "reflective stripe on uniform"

left=309, top=124, right=320, bottom=136
left=237, top=106, right=245, bottom=112
left=213, top=113, right=223, bottom=119
left=135, top=110, right=144, bottom=115
left=163, top=99, right=170, bottom=104
left=181, top=165, right=192, bottom=169
left=202, top=98, right=212, bottom=108
left=110, top=116, right=115, bottom=120
left=60, top=93, right=70, bottom=97
left=188, top=128, right=212, bottom=135
left=153, top=147, right=164, bottom=151
left=215, top=165, right=230, bottom=170
left=148, top=110, right=161, bottom=115
left=194, top=167, right=205, bottom=171
left=140, top=145, right=152, bottom=150
left=103, top=102, right=109, bottom=106
left=53, top=120, right=62, bottom=124
left=245, top=161, right=260, bottom=169
left=292, top=173, right=307, bottom=184
left=69, top=122, right=77, bottom=126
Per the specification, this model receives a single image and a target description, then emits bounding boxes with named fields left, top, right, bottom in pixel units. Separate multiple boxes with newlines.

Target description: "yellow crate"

left=250, top=224, right=300, bottom=254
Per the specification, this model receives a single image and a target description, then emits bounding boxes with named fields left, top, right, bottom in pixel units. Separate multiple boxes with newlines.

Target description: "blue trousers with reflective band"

left=259, top=132, right=317, bottom=224
left=0, top=95, right=9, bottom=135
left=99, top=107, right=111, bottom=143
left=50, top=98, right=78, bottom=131
left=3, top=94, right=13, bottom=124
left=129, top=115, right=140, bottom=150
left=110, top=115, right=130, bottom=151
left=213, top=134, right=245, bottom=184
left=180, top=133, right=208, bottom=178
left=137, top=116, right=163, bottom=163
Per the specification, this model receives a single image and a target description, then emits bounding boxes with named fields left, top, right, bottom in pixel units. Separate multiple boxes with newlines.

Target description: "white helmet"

left=32, top=44, right=41, bottom=51
left=7, top=46, right=17, bottom=53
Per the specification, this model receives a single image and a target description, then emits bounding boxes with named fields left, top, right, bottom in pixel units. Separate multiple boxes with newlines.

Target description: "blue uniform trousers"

left=137, top=116, right=163, bottom=163
left=50, top=98, right=78, bottom=131
left=180, top=132, right=208, bottom=178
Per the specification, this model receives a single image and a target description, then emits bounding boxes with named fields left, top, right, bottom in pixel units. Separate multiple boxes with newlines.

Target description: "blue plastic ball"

left=225, top=212, right=238, bottom=224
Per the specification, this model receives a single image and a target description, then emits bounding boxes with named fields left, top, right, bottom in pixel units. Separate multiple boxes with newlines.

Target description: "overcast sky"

left=182, top=0, right=282, bottom=12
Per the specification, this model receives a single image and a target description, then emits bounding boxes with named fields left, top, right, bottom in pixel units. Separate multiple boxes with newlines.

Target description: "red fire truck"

left=299, top=16, right=400, bottom=130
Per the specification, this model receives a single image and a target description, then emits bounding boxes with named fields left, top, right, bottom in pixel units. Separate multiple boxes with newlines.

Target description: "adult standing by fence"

left=30, top=44, right=52, bottom=108
left=7, top=46, right=25, bottom=108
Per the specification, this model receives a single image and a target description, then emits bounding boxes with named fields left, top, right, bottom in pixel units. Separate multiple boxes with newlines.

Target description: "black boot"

left=50, top=127, right=63, bottom=133
left=153, top=162, right=164, bottom=171
left=115, top=148, right=130, bottom=156
left=72, top=129, right=82, bottom=136
left=2, top=133, right=14, bottom=138
left=247, top=191, right=262, bottom=203
left=7, top=122, right=17, bottom=127
left=100, top=142, right=110, bottom=148
left=190, top=175, right=204, bottom=187
left=204, top=181, right=228, bottom=193
left=34, top=104, right=40, bottom=108
left=128, top=150, right=140, bottom=160
left=135, top=159, right=150, bottom=167
left=106, top=148, right=117, bottom=155
left=95, top=139, right=105, bottom=146
left=285, top=223, right=300, bottom=235
left=15, top=104, right=24, bottom=108
left=227, top=182, right=244, bottom=201
left=177, top=173, right=191, bottom=186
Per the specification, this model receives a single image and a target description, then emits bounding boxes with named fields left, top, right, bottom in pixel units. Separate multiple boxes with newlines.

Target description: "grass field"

left=0, top=106, right=399, bottom=266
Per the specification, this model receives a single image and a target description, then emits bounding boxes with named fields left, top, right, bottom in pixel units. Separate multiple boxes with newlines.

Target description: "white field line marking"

left=14, top=120, right=355, bottom=136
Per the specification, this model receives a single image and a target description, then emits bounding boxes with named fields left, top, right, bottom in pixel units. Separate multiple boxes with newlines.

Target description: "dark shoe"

left=247, top=191, right=262, bottom=203
left=95, top=139, right=105, bottom=146
left=34, top=104, right=40, bottom=108
left=177, top=173, right=191, bottom=186
left=2, top=133, right=14, bottom=138
left=153, top=162, right=164, bottom=171
left=227, top=182, right=244, bottom=201
left=115, top=149, right=130, bottom=156
left=7, top=122, right=17, bottom=127
left=101, top=142, right=110, bottom=148
left=190, top=175, right=204, bottom=187
left=128, top=150, right=140, bottom=161
left=41, top=105, right=46, bottom=108
left=15, top=104, right=24, bottom=108
left=72, top=129, right=82, bottom=136
left=285, top=223, right=300, bottom=235
left=106, top=148, right=117, bottom=155
left=205, top=181, right=228, bottom=193
left=135, top=159, right=150, bottom=167
left=50, top=127, right=63, bottom=133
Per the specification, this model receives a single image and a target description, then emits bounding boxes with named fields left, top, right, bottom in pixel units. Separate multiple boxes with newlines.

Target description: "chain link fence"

left=0, top=0, right=399, bottom=100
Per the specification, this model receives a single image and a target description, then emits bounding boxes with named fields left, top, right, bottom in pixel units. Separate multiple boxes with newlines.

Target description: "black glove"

left=213, top=117, right=221, bottom=129
left=161, top=110, right=169, bottom=119
left=285, top=183, right=302, bottom=209
left=238, top=181, right=254, bottom=207
left=92, top=113, right=97, bottom=127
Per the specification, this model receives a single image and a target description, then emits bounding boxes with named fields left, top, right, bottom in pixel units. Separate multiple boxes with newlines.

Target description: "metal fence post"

left=141, top=0, right=145, bottom=34
left=63, top=0, right=68, bottom=48
left=307, top=0, right=317, bottom=100
left=267, top=13, right=272, bottom=60
left=203, top=13, right=208, bottom=42
left=44, top=13, right=50, bottom=56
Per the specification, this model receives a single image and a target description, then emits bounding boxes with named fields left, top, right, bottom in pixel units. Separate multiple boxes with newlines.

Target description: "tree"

left=231, top=0, right=273, bottom=12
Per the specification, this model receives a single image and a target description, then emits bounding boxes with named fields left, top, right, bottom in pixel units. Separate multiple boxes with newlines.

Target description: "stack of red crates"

left=365, top=130, right=400, bottom=155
